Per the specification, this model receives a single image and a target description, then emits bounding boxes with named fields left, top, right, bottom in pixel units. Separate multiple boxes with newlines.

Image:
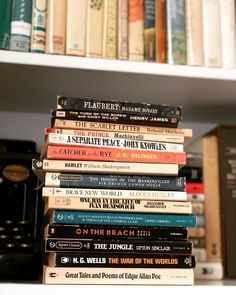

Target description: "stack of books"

left=32, top=96, right=197, bottom=285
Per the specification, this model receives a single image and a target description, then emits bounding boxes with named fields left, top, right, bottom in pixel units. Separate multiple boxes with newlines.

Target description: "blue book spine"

left=144, top=0, right=155, bottom=61
left=46, top=173, right=186, bottom=191
left=52, top=210, right=197, bottom=228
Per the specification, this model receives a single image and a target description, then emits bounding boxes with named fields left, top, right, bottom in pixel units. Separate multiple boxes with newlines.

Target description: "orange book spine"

left=46, top=145, right=186, bottom=164
left=155, top=0, right=166, bottom=63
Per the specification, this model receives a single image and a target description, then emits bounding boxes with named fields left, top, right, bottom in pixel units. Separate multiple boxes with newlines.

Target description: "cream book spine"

left=86, top=0, right=104, bottom=58
left=66, top=0, right=87, bottom=56
left=43, top=266, right=194, bottom=285
left=219, top=0, right=236, bottom=68
left=103, top=0, right=117, bottom=59
left=202, top=0, right=221, bottom=67
left=128, top=0, right=144, bottom=61
left=185, top=0, right=204, bottom=66
left=30, top=0, right=47, bottom=53
left=45, top=0, right=66, bottom=54
left=117, top=0, right=128, bottom=60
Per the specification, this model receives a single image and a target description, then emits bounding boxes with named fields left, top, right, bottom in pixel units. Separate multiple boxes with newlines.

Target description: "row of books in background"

left=32, top=96, right=197, bottom=285
left=1, top=0, right=235, bottom=68
left=183, top=127, right=236, bottom=281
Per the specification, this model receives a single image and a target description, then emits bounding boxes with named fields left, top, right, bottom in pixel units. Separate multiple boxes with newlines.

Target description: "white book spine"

left=42, top=187, right=187, bottom=201
left=46, top=133, right=184, bottom=152
left=43, top=266, right=194, bottom=285
left=219, top=0, right=236, bottom=68
left=202, top=0, right=222, bottom=67
left=66, top=0, right=87, bottom=56
left=44, top=196, right=192, bottom=214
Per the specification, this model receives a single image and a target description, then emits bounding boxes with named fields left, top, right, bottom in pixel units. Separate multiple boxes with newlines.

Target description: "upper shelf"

left=1, top=50, right=236, bottom=123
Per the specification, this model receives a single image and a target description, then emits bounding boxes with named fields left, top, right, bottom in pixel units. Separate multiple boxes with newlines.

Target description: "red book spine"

left=46, top=145, right=186, bottom=164
left=186, top=182, right=204, bottom=194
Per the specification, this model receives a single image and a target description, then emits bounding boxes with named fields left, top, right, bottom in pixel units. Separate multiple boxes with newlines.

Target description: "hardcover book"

left=155, top=0, right=166, bottom=63
left=144, top=0, right=156, bottom=61
left=10, top=0, right=33, bottom=52
left=30, top=0, right=47, bottom=53
left=185, top=0, right=204, bottom=66
left=102, top=0, right=117, bottom=59
left=117, top=0, right=128, bottom=60
left=86, top=0, right=104, bottom=58
left=166, top=0, right=186, bottom=65
left=128, top=0, right=144, bottom=61
left=0, top=0, right=13, bottom=49
left=45, top=0, right=66, bottom=54
left=66, top=0, right=87, bottom=56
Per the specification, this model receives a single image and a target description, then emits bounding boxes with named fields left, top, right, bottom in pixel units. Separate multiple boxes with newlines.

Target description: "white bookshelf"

left=1, top=50, right=236, bottom=288
left=1, top=50, right=236, bottom=123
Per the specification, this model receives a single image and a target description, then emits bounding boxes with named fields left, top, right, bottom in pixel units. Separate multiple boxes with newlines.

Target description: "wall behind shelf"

left=0, top=111, right=217, bottom=152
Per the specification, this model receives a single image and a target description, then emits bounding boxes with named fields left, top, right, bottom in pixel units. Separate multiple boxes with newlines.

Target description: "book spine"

left=52, top=119, right=192, bottom=140
left=185, top=0, right=204, bottom=66
left=44, top=172, right=186, bottom=191
left=0, top=0, right=13, bottom=49
left=51, top=210, right=197, bottom=227
left=187, top=193, right=205, bottom=202
left=186, top=182, right=204, bottom=194
left=194, top=262, right=223, bottom=280
left=166, top=0, right=186, bottom=65
left=43, top=266, right=194, bottom=285
left=102, top=0, right=117, bottom=59
left=43, top=187, right=187, bottom=201
left=66, top=0, right=87, bottom=56
left=32, top=159, right=179, bottom=176
left=51, top=110, right=180, bottom=128
left=30, top=0, right=47, bottom=53
left=128, top=0, right=144, bottom=61
left=203, top=135, right=222, bottom=262
left=45, top=145, right=186, bottom=165
left=191, top=202, right=204, bottom=215
left=45, top=238, right=192, bottom=253
left=10, top=0, right=33, bottom=52
left=188, top=227, right=205, bottom=238
left=44, top=197, right=192, bottom=214
left=49, top=252, right=195, bottom=268
left=155, top=0, right=166, bottom=63
left=47, top=224, right=189, bottom=240
left=86, top=0, right=104, bottom=58
left=45, top=133, right=184, bottom=152
left=117, top=0, right=128, bottom=60
left=219, top=0, right=236, bottom=68
left=193, top=248, right=207, bottom=262
left=56, top=96, right=183, bottom=118
left=45, top=128, right=185, bottom=144
left=144, top=0, right=156, bottom=61
left=202, top=0, right=221, bottom=67
left=45, top=0, right=66, bottom=54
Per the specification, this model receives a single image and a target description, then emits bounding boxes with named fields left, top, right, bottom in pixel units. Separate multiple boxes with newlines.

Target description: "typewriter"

left=0, top=139, right=43, bottom=280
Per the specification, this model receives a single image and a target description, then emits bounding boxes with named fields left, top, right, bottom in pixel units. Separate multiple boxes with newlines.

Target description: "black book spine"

left=51, top=110, right=180, bottom=128
left=52, top=252, right=195, bottom=268
left=47, top=224, right=188, bottom=241
left=56, top=96, right=182, bottom=119
left=45, top=173, right=186, bottom=191
left=45, top=238, right=193, bottom=254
